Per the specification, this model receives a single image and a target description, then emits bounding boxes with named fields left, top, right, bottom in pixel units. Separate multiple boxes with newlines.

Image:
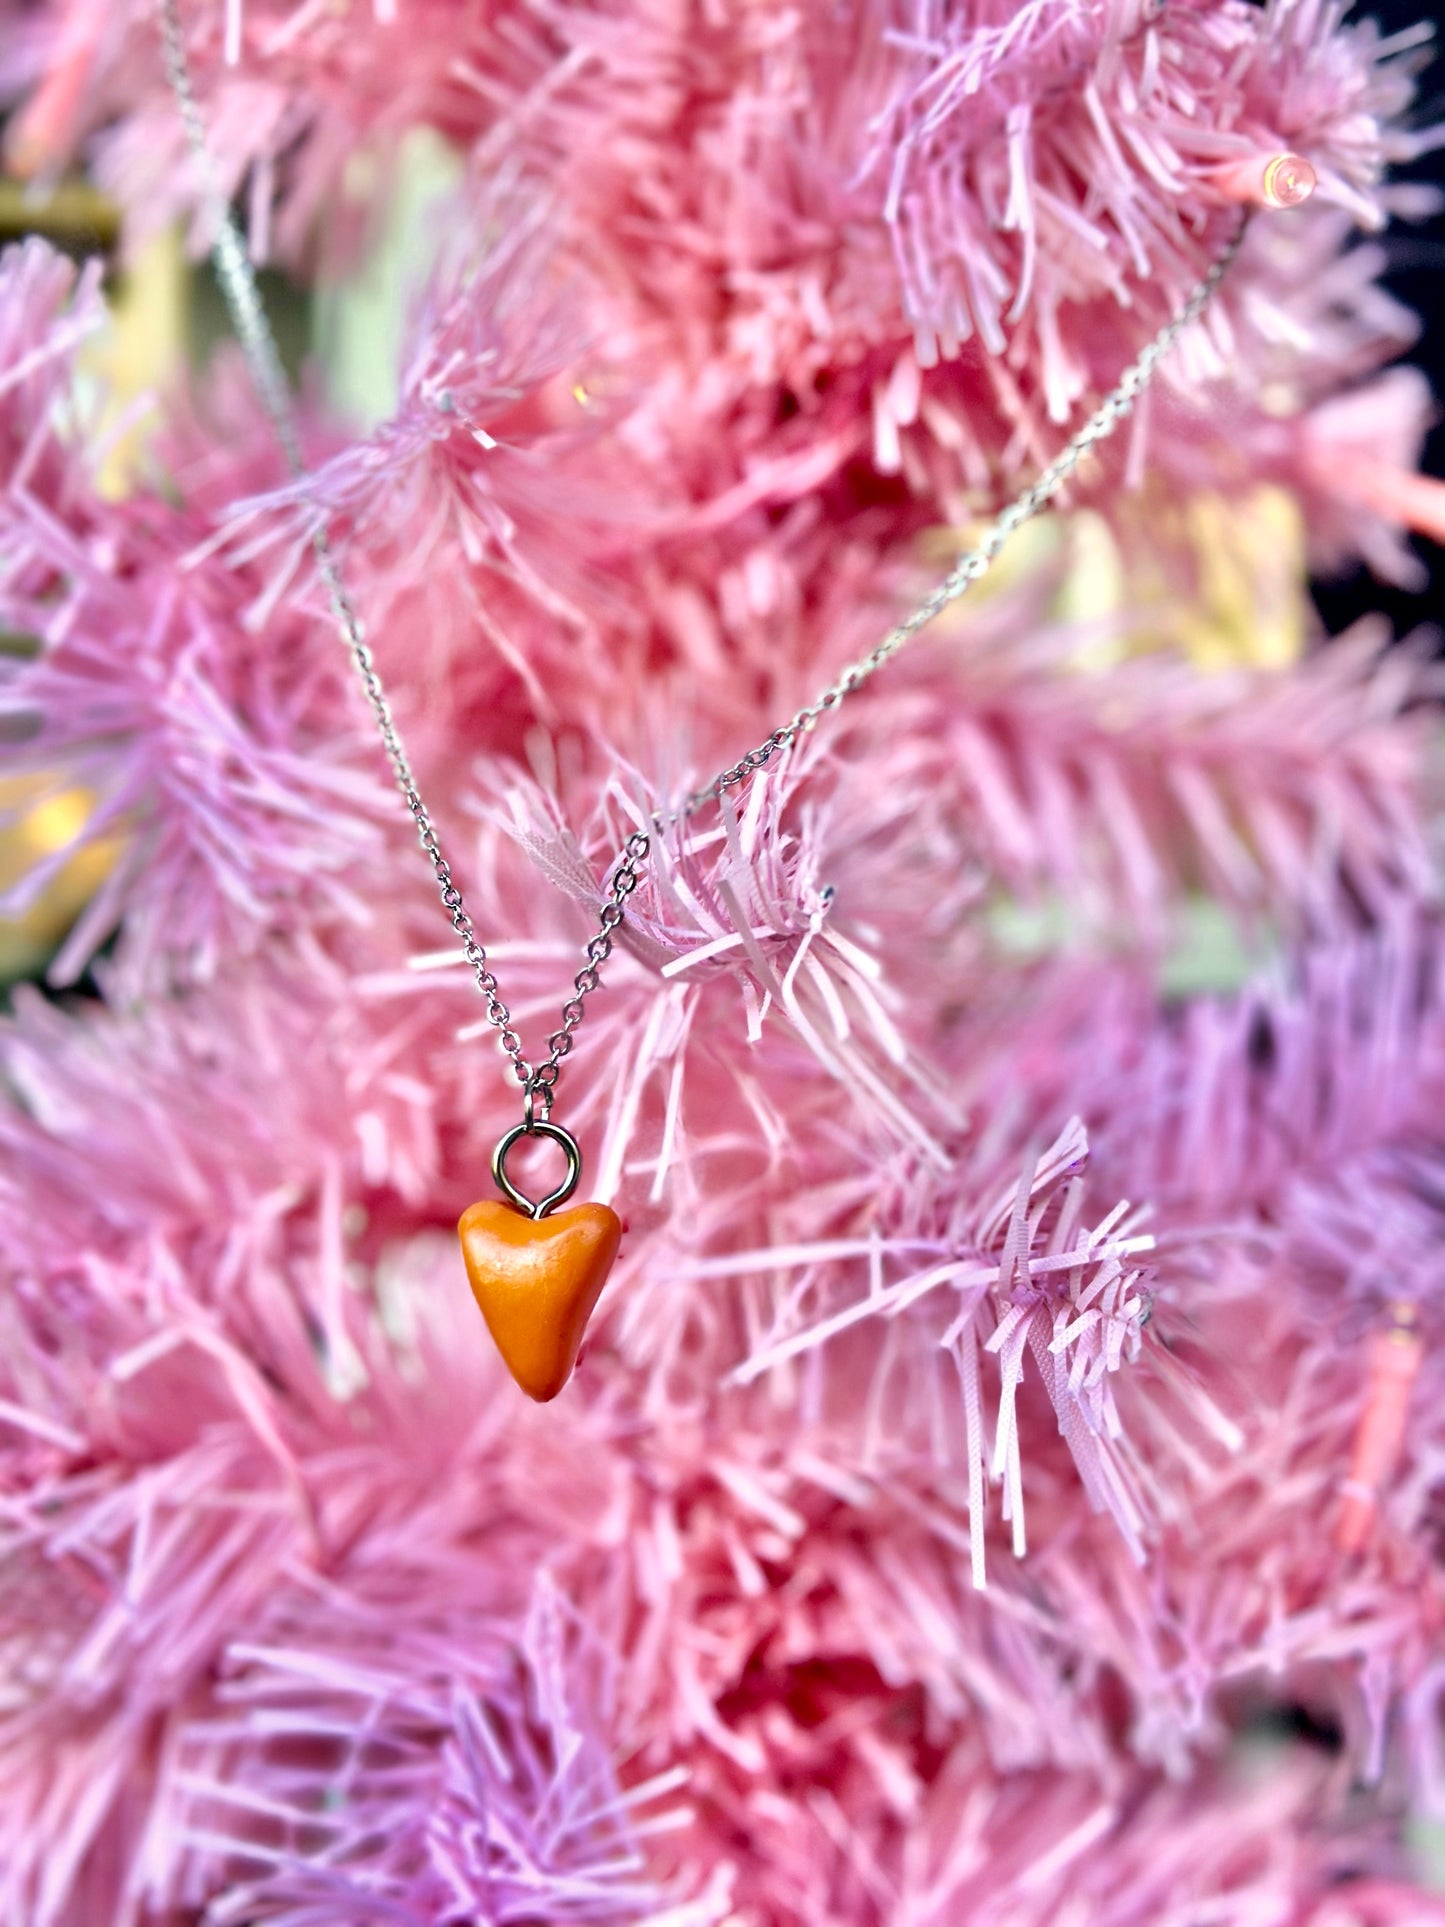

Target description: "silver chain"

left=158, top=0, right=1243, bottom=1120
left=674, top=227, right=1243, bottom=819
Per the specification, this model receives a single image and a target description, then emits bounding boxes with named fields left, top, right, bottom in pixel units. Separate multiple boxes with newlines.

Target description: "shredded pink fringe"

left=1, top=4, right=1443, bottom=1923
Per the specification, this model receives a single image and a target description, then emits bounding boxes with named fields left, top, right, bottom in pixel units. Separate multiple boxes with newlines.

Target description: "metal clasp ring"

left=491, top=1118, right=582, bottom=1220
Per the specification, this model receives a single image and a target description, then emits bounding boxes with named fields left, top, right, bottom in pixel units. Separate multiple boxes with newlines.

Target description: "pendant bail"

left=492, top=1116, right=582, bottom=1220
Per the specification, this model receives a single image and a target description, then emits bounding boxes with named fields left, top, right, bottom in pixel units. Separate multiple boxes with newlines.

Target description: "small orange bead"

left=1335, top=1313, right=1422, bottom=1555
left=1259, top=153, right=1318, bottom=209
left=1211, top=151, right=1317, bottom=211
left=458, top=1199, right=622, bottom=1402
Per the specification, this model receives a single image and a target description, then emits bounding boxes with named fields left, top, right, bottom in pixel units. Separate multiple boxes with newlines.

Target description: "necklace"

left=158, top=0, right=1251, bottom=1401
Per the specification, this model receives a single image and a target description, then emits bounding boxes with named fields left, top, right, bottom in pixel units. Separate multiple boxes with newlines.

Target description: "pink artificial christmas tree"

left=2, top=2, right=1444, bottom=1921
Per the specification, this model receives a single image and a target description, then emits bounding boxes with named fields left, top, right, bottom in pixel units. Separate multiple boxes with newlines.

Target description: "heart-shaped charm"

left=458, top=1198, right=622, bottom=1402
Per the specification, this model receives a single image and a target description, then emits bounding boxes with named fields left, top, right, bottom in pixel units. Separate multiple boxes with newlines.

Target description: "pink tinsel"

left=1, top=3, right=1444, bottom=1924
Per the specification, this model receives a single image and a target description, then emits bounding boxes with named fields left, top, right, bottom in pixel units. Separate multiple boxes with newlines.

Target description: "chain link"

left=159, top=0, right=1243, bottom=1119
left=669, top=224, right=1244, bottom=822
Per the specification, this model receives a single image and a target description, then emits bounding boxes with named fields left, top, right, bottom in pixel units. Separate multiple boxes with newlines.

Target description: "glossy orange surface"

left=457, top=1198, right=622, bottom=1402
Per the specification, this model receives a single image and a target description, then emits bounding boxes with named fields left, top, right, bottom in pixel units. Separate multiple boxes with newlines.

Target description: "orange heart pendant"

left=457, top=1117, right=621, bottom=1402
left=458, top=1199, right=621, bottom=1401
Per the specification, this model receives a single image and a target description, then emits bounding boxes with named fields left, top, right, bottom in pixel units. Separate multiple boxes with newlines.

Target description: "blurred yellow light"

left=0, top=776, right=119, bottom=984
left=926, top=483, right=1307, bottom=676
left=80, top=223, right=188, bottom=499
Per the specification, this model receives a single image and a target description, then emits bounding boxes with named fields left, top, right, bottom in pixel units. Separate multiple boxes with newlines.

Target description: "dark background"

left=1316, top=3, right=1445, bottom=641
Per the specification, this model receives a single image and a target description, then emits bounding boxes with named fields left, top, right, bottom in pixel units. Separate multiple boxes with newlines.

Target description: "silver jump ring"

left=491, top=1119, right=582, bottom=1220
